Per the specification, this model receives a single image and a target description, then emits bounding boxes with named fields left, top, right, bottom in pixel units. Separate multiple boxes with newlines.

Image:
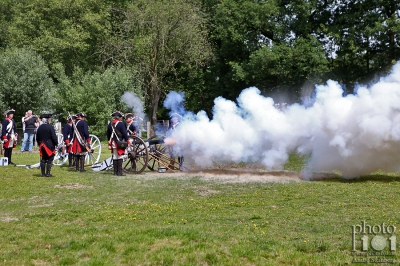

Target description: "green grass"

left=1, top=148, right=400, bottom=265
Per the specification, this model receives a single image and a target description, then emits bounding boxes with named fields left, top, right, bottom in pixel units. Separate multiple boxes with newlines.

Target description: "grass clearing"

left=1, top=147, right=400, bottom=265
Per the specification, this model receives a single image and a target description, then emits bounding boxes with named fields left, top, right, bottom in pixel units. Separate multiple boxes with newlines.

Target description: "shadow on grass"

left=311, top=173, right=400, bottom=183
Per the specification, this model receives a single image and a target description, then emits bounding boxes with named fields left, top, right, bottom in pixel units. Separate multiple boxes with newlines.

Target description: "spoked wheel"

left=122, top=136, right=149, bottom=174
left=146, top=138, right=180, bottom=171
left=85, top=134, right=102, bottom=166
left=54, top=133, right=68, bottom=166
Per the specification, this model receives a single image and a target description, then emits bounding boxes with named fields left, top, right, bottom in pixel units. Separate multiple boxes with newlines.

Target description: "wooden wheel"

left=84, top=134, right=102, bottom=165
left=122, top=136, right=149, bottom=174
left=146, top=138, right=180, bottom=172
left=54, top=133, right=68, bottom=166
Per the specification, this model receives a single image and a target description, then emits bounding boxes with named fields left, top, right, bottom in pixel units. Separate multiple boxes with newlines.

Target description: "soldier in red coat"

left=107, top=111, right=130, bottom=176
left=71, top=112, right=91, bottom=172
left=1, top=109, right=17, bottom=165
left=63, top=115, right=76, bottom=167
left=36, top=114, right=58, bottom=177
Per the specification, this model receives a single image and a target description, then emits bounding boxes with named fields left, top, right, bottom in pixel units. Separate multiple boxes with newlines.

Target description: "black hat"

left=67, top=115, right=76, bottom=120
left=4, top=109, right=15, bottom=116
left=76, top=112, right=86, bottom=117
left=124, top=113, right=134, bottom=119
left=111, top=111, right=123, bottom=118
left=40, top=113, right=52, bottom=119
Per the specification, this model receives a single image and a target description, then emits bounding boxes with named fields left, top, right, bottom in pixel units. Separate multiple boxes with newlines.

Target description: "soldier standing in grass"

left=63, top=115, right=76, bottom=167
left=107, top=111, right=129, bottom=176
left=36, top=114, right=58, bottom=177
left=1, top=109, right=17, bottom=165
left=71, top=112, right=91, bottom=172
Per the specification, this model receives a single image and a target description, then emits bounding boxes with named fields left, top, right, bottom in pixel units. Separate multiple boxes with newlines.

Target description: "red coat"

left=1, top=118, right=17, bottom=148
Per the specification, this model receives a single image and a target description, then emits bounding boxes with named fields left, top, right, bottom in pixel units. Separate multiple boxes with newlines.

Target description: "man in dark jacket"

left=71, top=112, right=91, bottom=172
left=63, top=115, right=75, bottom=167
left=124, top=113, right=137, bottom=136
left=36, top=114, right=58, bottom=177
left=107, top=111, right=129, bottom=176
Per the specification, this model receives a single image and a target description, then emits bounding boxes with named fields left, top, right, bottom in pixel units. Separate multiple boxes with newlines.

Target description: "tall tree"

left=207, top=0, right=279, bottom=101
left=102, top=0, right=212, bottom=136
left=7, top=0, right=111, bottom=75
left=54, top=65, right=142, bottom=138
left=310, top=0, right=400, bottom=90
left=0, top=47, right=55, bottom=123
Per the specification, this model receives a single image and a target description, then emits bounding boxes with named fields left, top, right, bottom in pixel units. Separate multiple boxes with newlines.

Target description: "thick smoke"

left=163, top=91, right=193, bottom=117
left=121, top=92, right=145, bottom=120
left=166, top=62, right=400, bottom=178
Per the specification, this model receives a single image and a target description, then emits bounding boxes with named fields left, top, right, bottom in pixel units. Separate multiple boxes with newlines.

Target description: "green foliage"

left=0, top=0, right=399, bottom=117
left=207, top=0, right=279, bottom=100
left=7, top=0, right=111, bottom=74
left=0, top=47, right=55, bottom=122
left=102, top=0, right=212, bottom=134
left=246, top=37, right=329, bottom=99
left=54, top=65, right=142, bottom=138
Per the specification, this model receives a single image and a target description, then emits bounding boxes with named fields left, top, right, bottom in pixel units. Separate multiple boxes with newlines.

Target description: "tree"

left=303, top=0, right=400, bottom=90
left=102, top=0, right=212, bottom=136
left=0, top=47, right=55, bottom=123
left=203, top=0, right=279, bottom=102
left=54, top=65, right=142, bottom=138
left=6, top=0, right=111, bottom=75
left=245, top=37, right=329, bottom=101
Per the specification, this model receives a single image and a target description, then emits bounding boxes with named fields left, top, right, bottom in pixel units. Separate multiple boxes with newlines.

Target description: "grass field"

left=0, top=146, right=399, bottom=265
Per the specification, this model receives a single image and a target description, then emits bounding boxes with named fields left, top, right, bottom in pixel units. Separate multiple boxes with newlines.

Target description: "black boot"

left=71, top=154, right=76, bottom=166
left=117, top=159, right=125, bottom=176
left=80, top=156, right=86, bottom=172
left=178, top=156, right=184, bottom=170
left=46, top=163, right=53, bottom=177
left=75, top=155, right=80, bottom=172
left=68, top=154, right=73, bottom=167
left=113, top=160, right=118, bottom=175
left=40, top=160, right=46, bottom=177
left=4, top=148, right=14, bottom=165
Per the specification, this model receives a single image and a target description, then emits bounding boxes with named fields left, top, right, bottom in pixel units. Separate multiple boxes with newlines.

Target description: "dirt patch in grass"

left=194, top=186, right=221, bottom=196
left=0, top=216, right=19, bottom=222
left=148, top=168, right=303, bottom=184
left=141, top=163, right=343, bottom=183
left=54, top=183, right=94, bottom=189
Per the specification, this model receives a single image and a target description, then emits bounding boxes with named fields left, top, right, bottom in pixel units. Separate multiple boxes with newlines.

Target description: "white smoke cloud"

left=167, top=62, right=400, bottom=178
left=121, top=92, right=145, bottom=119
left=163, top=91, right=186, bottom=117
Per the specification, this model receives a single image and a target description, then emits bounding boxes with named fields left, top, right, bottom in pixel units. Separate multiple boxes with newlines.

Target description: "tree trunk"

left=147, top=81, right=160, bottom=138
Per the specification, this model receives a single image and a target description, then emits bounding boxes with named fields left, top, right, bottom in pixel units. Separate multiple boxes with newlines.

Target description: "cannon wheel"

left=54, top=133, right=68, bottom=166
left=122, top=136, right=149, bottom=174
left=85, top=134, right=102, bottom=166
left=147, top=138, right=180, bottom=172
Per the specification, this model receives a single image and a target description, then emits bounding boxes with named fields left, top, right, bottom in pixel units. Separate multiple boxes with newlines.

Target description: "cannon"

left=91, top=135, right=182, bottom=174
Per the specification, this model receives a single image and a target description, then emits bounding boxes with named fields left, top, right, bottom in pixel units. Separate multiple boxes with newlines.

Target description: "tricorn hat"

left=124, top=113, right=134, bottom=119
left=40, top=113, right=53, bottom=119
left=76, top=112, right=86, bottom=118
left=4, top=109, right=15, bottom=116
left=67, top=115, right=76, bottom=120
left=111, top=111, right=123, bottom=118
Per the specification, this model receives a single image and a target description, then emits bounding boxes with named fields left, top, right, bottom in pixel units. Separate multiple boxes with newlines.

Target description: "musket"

left=68, top=111, right=94, bottom=157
